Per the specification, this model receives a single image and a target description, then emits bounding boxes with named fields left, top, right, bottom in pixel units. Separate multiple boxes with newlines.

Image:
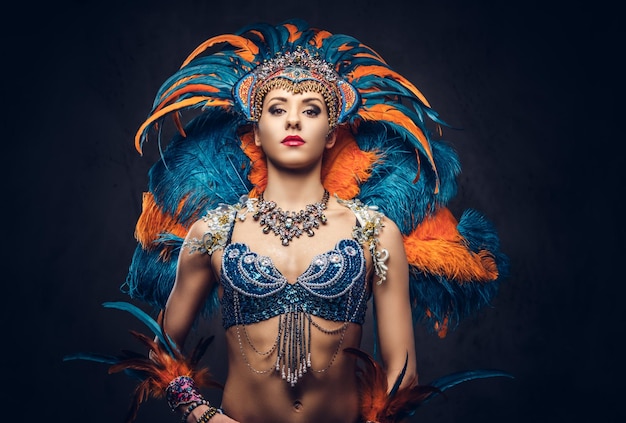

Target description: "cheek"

left=254, top=119, right=273, bottom=145
left=258, top=111, right=282, bottom=128
left=314, top=125, right=331, bottom=143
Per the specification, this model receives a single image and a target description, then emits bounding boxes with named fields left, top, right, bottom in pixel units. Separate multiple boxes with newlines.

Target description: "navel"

left=292, top=400, right=303, bottom=412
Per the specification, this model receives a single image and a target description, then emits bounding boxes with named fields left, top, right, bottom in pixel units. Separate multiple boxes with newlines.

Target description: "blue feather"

left=123, top=241, right=221, bottom=320
left=63, top=352, right=119, bottom=365
left=148, top=110, right=251, bottom=218
left=425, top=369, right=514, bottom=403
left=356, top=122, right=460, bottom=233
left=389, top=353, right=409, bottom=397
left=102, top=302, right=177, bottom=356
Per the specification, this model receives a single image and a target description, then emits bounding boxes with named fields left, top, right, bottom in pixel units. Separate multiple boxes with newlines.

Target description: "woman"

left=70, top=19, right=508, bottom=423
left=168, top=85, right=416, bottom=422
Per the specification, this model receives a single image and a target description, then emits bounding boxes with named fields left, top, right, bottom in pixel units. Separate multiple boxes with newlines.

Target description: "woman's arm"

left=163, top=218, right=217, bottom=352
left=372, top=217, right=418, bottom=390
left=160, top=219, right=242, bottom=422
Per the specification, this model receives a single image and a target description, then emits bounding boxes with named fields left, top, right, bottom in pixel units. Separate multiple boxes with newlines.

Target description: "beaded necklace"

left=253, top=190, right=330, bottom=246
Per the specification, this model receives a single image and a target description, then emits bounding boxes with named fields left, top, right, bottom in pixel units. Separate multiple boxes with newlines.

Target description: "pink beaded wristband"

left=166, top=376, right=205, bottom=411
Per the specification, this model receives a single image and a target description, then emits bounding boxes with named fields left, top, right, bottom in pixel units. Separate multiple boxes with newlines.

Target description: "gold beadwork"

left=253, top=78, right=338, bottom=128
left=234, top=47, right=359, bottom=129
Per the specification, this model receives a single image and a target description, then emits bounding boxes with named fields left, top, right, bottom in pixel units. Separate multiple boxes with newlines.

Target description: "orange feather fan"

left=109, top=331, right=221, bottom=423
left=345, top=348, right=439, bottom=423
left=66, top=305, right=225, bottom=423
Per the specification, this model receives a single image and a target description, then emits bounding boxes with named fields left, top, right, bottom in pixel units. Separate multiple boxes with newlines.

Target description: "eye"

left=268, top=105, right=285, bottom=115
left=303, top=106, right=321, bottom=117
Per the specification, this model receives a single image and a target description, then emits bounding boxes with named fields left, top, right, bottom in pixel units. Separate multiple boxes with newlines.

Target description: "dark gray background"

left=5, top=0, right=622, bottom=422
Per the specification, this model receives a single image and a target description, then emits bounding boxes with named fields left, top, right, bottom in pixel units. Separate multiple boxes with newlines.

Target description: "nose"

left=285, top=109, right=301, bottom=130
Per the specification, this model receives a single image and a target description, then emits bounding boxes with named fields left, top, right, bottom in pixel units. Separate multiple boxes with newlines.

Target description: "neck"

left=261, top=169, right=326, bottom=210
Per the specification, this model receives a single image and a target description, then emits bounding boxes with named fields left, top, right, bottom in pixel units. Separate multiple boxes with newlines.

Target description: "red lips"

left=282, top=135, right=305, bottom=146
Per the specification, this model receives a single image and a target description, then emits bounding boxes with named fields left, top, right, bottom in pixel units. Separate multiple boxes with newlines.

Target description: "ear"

left=253, top=124, right=261, bottom=146
left=325, top=129, right=337, bottom=149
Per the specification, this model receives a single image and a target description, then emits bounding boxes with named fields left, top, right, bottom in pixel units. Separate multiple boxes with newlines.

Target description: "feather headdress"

left=123, top=19, right=508, bottom=338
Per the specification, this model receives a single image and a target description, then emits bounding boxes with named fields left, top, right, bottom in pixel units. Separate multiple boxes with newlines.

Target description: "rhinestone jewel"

left=253, top=190, right=330, bottom=246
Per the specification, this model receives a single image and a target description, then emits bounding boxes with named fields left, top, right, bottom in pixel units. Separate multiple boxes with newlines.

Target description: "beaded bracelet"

left=196, top=406, right=219, bottom=422
left=166, top=376, right=205, bottom=411
left=181, top=399, right=211, bottom=423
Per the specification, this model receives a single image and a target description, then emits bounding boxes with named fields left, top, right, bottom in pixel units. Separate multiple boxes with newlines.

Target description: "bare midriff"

left=220, top=319, right=363, bottom=423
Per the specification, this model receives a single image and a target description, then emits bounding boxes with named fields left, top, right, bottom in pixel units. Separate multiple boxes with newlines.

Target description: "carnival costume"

left=65, top=19, right=510, bottom=423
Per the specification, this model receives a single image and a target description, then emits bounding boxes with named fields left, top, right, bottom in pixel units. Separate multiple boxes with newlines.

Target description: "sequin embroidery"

left=220, top=238, right=368, bottom=328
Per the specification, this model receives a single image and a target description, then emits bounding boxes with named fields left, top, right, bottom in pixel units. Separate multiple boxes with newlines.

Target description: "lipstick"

left=282, top=135, right=305, bottom=146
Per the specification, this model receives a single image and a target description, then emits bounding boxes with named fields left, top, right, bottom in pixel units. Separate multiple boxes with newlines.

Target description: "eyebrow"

left=266, top=96, right=324, bottom=105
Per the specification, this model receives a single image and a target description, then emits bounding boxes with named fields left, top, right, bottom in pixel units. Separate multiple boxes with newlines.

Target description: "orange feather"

left=345, top=348, right=438, bottom=423
left=157, top=84, right=220, bottom=109
left=135, top=97, right=212, bottom=153
left=359, top=104, right=432, bottom=160
left=104, top=320, right=221, bottom=423
left=159, top=76, right=200, bottom=98
left=351, top=65, right=431, bottom=107
left=134, top=192, right=190, bottom=250
left=403, top=207, right=499, bottom=282
left=349, top=51, right=388, bottom=64
left=311, top=30, right=332, bottom=48
left=284, top=22, right=303, bottom=42
left=181, top=34, right=259, bottom=67
left=321, top=126, right=379, bottom=198
left=239, top=131, right=267, bottom=196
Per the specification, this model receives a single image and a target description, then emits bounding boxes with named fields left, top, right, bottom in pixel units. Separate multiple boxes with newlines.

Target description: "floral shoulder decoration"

left=337, top=196, right=389, bottom=285
left=183, top=196, right=256, bottom=255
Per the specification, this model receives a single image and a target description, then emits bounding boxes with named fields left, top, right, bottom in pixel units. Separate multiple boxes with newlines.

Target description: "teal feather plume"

left=102, top=301, right=177, bottom=356
left=148, top=109, right=251, bottom=217
left=123, top=246, right=177, bottom=311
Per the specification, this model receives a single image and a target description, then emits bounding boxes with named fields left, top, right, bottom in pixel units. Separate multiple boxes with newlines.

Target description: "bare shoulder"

left=187, top=217, right=207, bottom=238
left=378, top=216, right=405, bottom=249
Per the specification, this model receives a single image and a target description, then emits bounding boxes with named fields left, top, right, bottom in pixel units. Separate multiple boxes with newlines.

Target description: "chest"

left=221, top=238, right=366, bottom=291
left=226, top=208, right=359, bottom=283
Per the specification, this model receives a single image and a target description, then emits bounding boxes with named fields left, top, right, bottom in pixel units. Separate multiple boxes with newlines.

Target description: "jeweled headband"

left=233, top=47, right=360, bottom=128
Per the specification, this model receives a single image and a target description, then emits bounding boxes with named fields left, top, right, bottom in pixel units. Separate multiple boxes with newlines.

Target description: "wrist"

left=167, top=376, right=205, bottom=411
left=188, top=404, right=211, bottom=422
left=181, top=399, right=211, bottom=423
left=196, top=406, right=220, bottom=422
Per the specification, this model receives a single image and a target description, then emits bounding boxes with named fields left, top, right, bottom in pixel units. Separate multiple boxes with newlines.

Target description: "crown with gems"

left=233, top=47, right=360, bottom=128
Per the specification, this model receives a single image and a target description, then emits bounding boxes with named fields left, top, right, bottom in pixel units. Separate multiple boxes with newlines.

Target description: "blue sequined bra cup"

left=220, top=238, right=369, bottom=329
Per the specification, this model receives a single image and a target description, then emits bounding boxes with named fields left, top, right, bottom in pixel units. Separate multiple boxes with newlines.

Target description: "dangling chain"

left=253, top=190, right=330, bottom=246
left=233, top=287, right=366, bottom=387
left=235, top=304, right=350, bottom=387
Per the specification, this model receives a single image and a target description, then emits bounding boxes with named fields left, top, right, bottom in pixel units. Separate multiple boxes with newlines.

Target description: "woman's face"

left=254, top=88, right=336, bottom=172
